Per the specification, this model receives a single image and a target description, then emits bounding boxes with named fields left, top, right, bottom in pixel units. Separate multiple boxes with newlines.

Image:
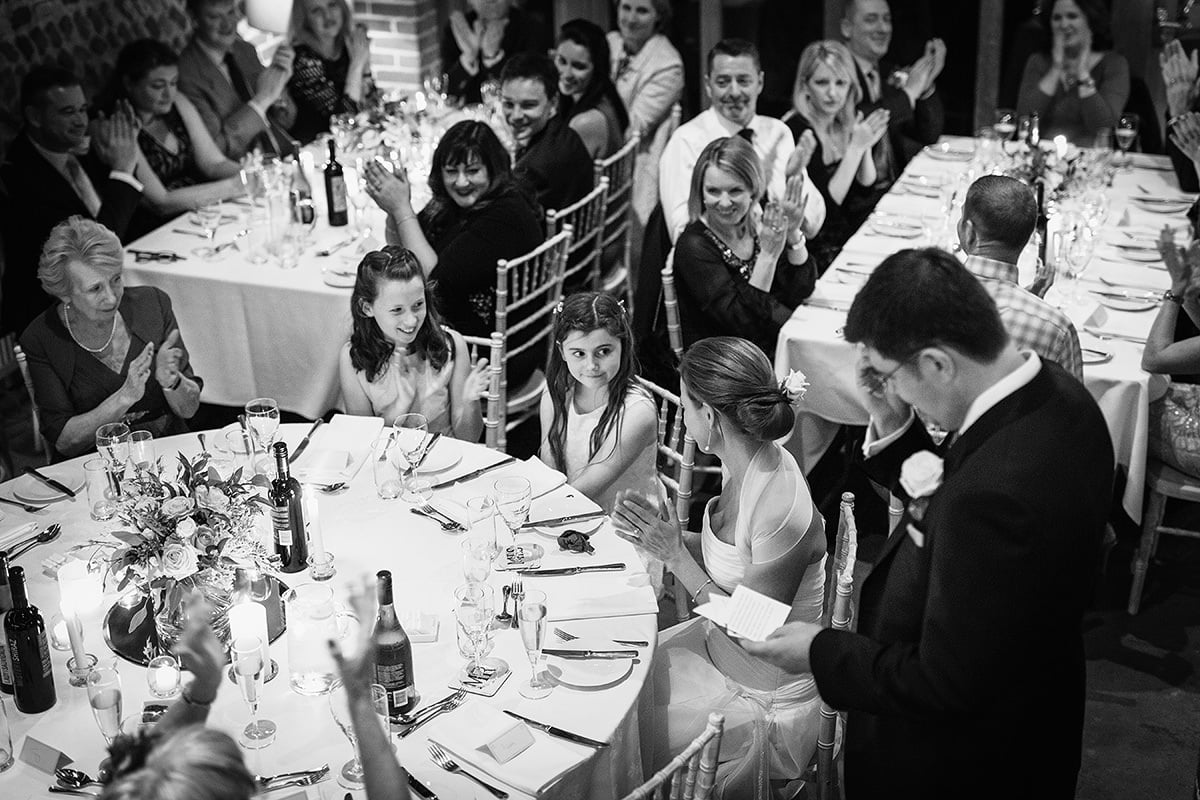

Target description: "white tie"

left=66, top=156, right=103, bottom=217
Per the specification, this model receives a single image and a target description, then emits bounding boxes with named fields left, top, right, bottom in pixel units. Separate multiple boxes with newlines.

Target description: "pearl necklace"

left=64, top=306, right=118, bottom=354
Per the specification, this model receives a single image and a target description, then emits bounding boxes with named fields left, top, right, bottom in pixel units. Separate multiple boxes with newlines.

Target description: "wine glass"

left=329, top=682, right=389, bottom=789
left=351, top=158, right=373, bottom=240
left=392, top=413, right=428, bottom=501
left=494, top=477, right=531, bottom=535
left=1115, top=113, right=1139, bottom=167
left=454, top=583, right=507, bottom=684
left=517, top=588, right=552, bottom=699
left=244, top=397, right=280, bottom=456
left=86, top=665, right=122, bottom=745
left=129, top=430, right=155, bottom=484
left=1058, top=215, right=1096, bottom=306
left=195, top=203, right=223, bottom=241
left=95, top=422, right=131, bottom=495
left=231, top=635, right=276, bottom=749
left=993, top=108, right=1016, bottom=140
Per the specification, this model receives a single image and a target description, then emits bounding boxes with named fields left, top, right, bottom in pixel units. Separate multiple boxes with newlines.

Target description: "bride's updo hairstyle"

left=680, top=337, right=794, bottom=442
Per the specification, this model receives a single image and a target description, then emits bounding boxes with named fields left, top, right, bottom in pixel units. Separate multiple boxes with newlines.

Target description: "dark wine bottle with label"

left=373, top=570, right=416, bottom=717
left=0, top=550, right=12, bottom=694
left=269, top=443, right=308, bottom=573
left=324, top=138, right=348, bottom=227
left=5, top=567, right=56, bottom=713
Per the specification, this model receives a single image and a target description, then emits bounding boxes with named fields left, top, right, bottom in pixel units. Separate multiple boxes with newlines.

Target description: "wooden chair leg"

left=1128, top=488, right=1168, bottom=615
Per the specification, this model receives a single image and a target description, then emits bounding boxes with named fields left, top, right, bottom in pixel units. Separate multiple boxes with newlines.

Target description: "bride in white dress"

left=613, top=337, right=828, bottom=799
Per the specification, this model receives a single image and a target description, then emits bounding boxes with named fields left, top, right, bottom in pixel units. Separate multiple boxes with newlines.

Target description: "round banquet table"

left=0, top=423, right=657, bottom=800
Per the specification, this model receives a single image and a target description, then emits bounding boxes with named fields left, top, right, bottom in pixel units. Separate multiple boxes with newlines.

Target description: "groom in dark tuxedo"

left=745, top=248, right=1113, bottom=799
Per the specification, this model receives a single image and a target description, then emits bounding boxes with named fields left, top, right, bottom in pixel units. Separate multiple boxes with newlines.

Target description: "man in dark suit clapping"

left=0, top=66, right=143, bottom=336
left=745, top=248, right=1113, bottom=799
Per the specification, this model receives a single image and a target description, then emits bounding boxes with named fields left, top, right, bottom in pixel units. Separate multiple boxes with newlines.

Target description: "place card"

left=695, top=584, right=790, bottom=642
left=483, top=719, right=535, bottom=764
left=18, top=736, right=72, bottom=773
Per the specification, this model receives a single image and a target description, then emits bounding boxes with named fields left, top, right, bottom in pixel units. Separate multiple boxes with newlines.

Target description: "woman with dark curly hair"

left=339, top=245, right=488, bottom=438
left=364, top=119, right=544, bottom=387
left=1016, top=0, right=1129, bottom=143
left=554, top=18, right=629, bottom=159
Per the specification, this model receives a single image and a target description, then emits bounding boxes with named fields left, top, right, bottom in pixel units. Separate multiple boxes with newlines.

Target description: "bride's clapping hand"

left=612, top=489, right=683, bottom=564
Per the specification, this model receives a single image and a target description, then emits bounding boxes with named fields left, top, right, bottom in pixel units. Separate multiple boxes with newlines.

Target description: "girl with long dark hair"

left=554, top=18, right=630, bottom=158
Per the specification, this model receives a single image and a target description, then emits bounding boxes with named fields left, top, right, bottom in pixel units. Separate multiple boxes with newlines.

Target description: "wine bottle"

left=290, top=140, right=315, bottom=225
left=0, top=551, right=12, bottom=695
left=324, top=139, right=348, bottom=227
left=1028, top=111, right=1040, bottom=147
left=372, top=570, right=416, bottom=717
left=269, top=443, right=308, bottom=573
left=5, top=567, right=56, bottom=713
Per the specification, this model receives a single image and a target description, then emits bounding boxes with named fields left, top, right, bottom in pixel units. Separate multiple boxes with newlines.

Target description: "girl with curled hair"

left=613, top=336, right=827, bottom=798
left=100, top=726, right=255, bottom=800
left=339, top=245, right=489, bottom=439
left=539, top=291, right=657, bottom=512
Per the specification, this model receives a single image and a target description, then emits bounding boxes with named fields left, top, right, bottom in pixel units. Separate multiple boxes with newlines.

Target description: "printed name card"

left=19, top=736, right=71, bottom=773
left=695, top=584, right=790, bottom=642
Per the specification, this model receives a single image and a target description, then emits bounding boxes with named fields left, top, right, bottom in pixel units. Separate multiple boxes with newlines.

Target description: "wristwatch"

left=1164, top=289, right=1186, bottom=306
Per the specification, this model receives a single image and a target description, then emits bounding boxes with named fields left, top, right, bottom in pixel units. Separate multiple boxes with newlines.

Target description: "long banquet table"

left=1, top=422, right=657, bottom=799
left=776, top=137, right=1181, bottom=523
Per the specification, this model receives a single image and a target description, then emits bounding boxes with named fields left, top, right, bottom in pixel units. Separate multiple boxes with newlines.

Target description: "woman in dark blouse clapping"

left=287, top=0, right=376, bottom=143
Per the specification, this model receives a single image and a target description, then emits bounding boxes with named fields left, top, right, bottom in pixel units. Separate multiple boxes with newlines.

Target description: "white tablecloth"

left=775, top=138, right=1179, bottom=523
left=0, top=423, right=657, bottom=800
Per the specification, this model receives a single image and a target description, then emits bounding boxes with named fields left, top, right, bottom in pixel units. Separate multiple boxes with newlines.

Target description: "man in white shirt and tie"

left=842, top=0, right=945, bottom=187
left=658, top=38, right=825, bottom=244
left=1, top=65, right=143, bottom=336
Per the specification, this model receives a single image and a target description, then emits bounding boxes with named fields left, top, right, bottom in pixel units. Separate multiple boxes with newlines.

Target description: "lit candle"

left=1054, top=135, right=1068, bottom=159
left=228, top=600, right=269, bottom=666
left=147, top=655, right=181, bottom=698
left=65, top=612, right=87, bottom=665
left=57, top=560, right=94, bottom=665
left=304, top=484, right=326, bottom=558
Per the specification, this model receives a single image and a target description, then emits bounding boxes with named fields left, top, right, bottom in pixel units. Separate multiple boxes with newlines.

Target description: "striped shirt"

left=964, top=255, right=1084, bottom=380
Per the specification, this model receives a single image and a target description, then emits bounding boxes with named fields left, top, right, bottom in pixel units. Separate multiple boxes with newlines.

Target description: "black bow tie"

left=737, top=128, right=755, bottom=144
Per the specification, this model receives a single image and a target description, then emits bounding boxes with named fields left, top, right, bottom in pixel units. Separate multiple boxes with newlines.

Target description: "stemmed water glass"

left=1058, top=214, right=1097, bottom=306
left=231, top=635, right=276, bottom=749
left=95, top=422, right=131, bottom=495
left=351, top=159, right=374, bottom=240
left=129, top=430, right=155, bottom=485
left=393, top=413, right=429, bottom=502
left=517, top=588, right=552, bottom=699
left=329, top=683, right=390, bottom=789
left=454, top=583, right=507, bottom=685
left=1115, top=113, right=1139, bottom=167
left=495, top=476, right=539, bottom=563
left=86, top=664, right=122, bottom=745
left=244, top=397, right=280, bottom=459
left=993, top=108, right=1016, bottom=140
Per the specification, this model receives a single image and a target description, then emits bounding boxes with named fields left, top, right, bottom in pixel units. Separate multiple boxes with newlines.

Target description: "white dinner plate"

left=12, top=471, right=85, bottom=503
left=866, top=219, right=923, bottom=239
left=1110, top=247, right=1163, bottom=264
left=1097, top=296, right=1159, bottom=312
left=414, top=448, right=462, bottom=474
left=1129, top=197, right=1192, bottom=215
left=1082, top=347, right=1113, bottom=365
left=322, top=269, right=356, bottom=288
left=531, top=516, right=604, bottom=538
left=546, top=653, right=635, bottom=688
left=923, top=143, right=974, bottom=161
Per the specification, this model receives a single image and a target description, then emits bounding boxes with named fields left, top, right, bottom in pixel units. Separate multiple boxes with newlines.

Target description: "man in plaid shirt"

left=957, top=175, right=1083, bottom=380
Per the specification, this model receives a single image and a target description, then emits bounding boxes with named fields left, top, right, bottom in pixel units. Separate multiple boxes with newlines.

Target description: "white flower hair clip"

left=779, top=369, right=810, bottom=405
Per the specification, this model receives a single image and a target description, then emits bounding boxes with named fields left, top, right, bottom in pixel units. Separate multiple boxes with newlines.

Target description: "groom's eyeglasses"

left=861, top=352, right=920, bottom=395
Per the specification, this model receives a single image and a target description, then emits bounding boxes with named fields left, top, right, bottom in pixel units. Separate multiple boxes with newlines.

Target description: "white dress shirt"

left=658, top=107, right=826, bottom=242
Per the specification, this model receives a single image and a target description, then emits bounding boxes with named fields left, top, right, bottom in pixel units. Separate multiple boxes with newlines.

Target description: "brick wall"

left=353, top=0, right=441, bottom=93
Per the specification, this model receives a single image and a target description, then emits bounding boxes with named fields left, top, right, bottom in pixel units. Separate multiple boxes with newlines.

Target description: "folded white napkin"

left=427, top=703, right=587, bottom=796
left=0, top=522, right=38, bottom=550
left=292, top=414, right=383, bottom=483
left=546, top=585, right=659, bottom=622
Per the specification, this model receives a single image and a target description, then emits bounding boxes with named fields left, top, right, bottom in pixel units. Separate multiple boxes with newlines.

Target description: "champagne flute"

left=95, top=422, right=131, bottom=496
left=86, top=665, right=122, bottom=745
left=244, top=397, right=280, bottom=457
left=517, top=589, right=552, bottom=699
left=329, top=682, right=389, bottom=789
left=454, top=583, right=507, bottom=684
left=393, top=413, right=428, bottom=502
left=1115, top=113, right=1139, bottom=167
left=231, top=635, right=276, bottom=749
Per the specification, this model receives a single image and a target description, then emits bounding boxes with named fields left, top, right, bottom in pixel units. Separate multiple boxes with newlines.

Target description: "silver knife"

left=1087, top=289, right=1159, bottom=301
left=412, top=432, right=441, bottom=470
left=542, top=648, right=638, bottom=659
left=519, top=510, right=605, bottom=529
left=502, top=710, right=609, bottom=747
left=289, top=418, right=324, bottom=463
left=428, top=456, right=516, bottom=489
left=516, top=562, right=626, bottom=576
left=802, top=298, right=850, bottom=312
left=24, top=467, right=77, bottom=498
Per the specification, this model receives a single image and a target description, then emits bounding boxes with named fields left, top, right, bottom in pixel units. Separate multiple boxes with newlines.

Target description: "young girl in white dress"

left=339, top=246, right=489, bottom=439
left=613, top=336, right=827, bottom=799
left=539, top=291, right=658, bottom=512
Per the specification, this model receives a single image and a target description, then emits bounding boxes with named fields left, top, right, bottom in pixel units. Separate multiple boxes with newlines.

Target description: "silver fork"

left=427, top=742, right=509, bottom=798
left=510, top=579, right=523, bottom=631
left=420, top=504, right=465, bottom=531
left=553, top=627, right=649, bottom=648
left=397, top=688, right=466, bottom=724
left=397, top=690, right=467, bottom=738
left=0, top=497, right=48, bottom=513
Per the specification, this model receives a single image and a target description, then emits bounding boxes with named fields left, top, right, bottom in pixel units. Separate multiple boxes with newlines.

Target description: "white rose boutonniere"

left=779, top=369, right=810, bottom=405
left=900, top=451, right=944, bottom=523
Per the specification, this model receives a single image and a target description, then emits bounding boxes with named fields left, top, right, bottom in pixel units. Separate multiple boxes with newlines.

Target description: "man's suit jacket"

left=177, top=37, right=296, bottom=160
left=854, top=58, right=944, bottom=170
left=810, top=360, right=1113, bottom=799
left=0, top=134, right=141, bottom=336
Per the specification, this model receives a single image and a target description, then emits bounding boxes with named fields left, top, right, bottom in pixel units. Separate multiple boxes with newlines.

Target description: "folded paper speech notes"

left=695, top=584, right=790, bottom=642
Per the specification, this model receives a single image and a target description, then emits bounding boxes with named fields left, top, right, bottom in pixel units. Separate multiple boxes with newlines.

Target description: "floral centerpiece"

left=100, top=454, right=276, bottom=660
left=1002, top=138, right=1084, bottom=204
